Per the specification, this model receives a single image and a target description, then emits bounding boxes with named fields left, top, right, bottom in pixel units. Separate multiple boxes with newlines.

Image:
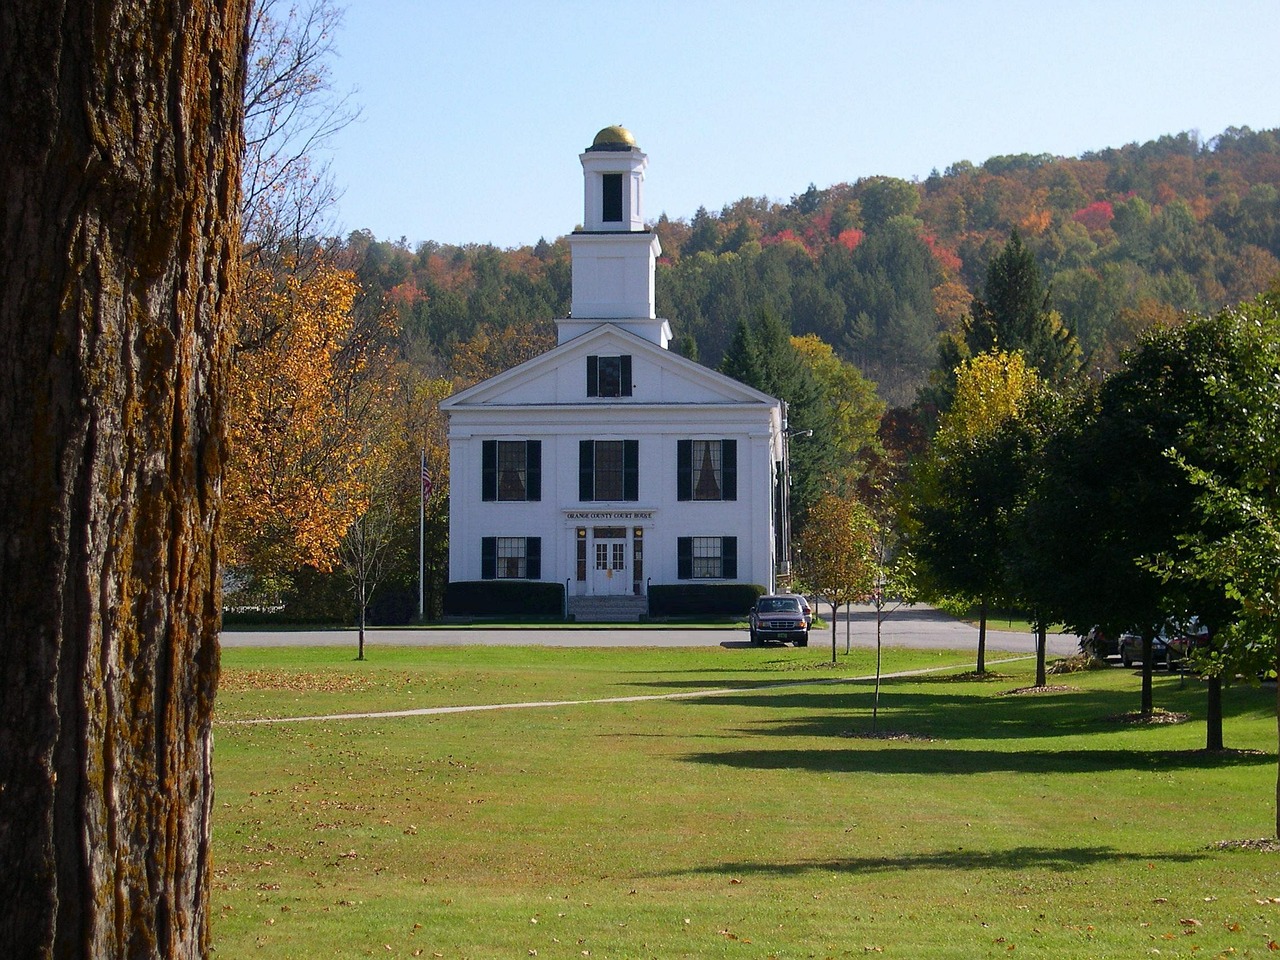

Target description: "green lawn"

left=211, top=644, right=1280, bottom=958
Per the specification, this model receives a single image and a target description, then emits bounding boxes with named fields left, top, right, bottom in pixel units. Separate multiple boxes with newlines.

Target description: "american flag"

left=421, top=453, right=432, bottom=500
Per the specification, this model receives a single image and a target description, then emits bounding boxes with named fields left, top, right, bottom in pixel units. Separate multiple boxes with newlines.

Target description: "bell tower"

left=560, top=125, right=671, bottom=348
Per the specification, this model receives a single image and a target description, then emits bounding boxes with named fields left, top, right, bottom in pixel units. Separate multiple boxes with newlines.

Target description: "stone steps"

left=567, top=594, right=648, bottom=623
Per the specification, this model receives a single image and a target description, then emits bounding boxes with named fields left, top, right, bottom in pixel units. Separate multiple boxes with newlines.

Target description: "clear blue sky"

left=322, top=0, right=1280, bottom=250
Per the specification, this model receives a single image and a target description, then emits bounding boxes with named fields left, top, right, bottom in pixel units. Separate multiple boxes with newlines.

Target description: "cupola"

left=562, top=126, right=670, bottom=348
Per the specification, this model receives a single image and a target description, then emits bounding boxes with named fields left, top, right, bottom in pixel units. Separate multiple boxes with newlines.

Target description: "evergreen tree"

left=684, top=205, right=721, bottom=256
left=719, top=308, right=836, bottom=519
left=965, top=229, right=1081, bottom=383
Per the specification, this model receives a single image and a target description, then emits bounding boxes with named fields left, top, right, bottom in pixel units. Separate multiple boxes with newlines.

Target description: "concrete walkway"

left=224, top=655, right=1040, bottom=726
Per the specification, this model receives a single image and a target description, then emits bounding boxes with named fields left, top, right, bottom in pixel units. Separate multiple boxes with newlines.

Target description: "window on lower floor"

left=481, top=536, right=542, bottom=580
left=677, top=536, right=738, bottom=580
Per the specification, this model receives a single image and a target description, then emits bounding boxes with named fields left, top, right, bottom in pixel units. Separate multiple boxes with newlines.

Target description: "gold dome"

left=589, top=124, right=637, bottom=151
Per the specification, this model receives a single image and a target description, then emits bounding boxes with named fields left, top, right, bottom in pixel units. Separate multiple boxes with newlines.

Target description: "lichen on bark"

left=0, top=1, right=250, bottom=956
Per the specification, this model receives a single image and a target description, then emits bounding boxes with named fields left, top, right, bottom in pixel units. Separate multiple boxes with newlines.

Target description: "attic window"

left=602, top=173, right=623, bottom=223
left=587, top=355, right=632, bottom=397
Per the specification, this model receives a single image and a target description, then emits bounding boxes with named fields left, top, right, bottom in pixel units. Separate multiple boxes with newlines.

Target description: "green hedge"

left=647, top=583, right=765, bottom=618
left=443, top=580, right=565, bottom=618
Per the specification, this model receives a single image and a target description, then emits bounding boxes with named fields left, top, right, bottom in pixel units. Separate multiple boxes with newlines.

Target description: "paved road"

left=221, top=603, right=1083, bottom=657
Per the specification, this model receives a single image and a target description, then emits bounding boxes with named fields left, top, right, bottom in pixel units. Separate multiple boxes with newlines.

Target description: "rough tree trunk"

left=0, top=2, right=248, bottom=957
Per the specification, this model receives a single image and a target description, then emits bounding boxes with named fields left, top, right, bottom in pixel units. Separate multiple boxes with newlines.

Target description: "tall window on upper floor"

left=482, top=440, right=541, bottom=501
left=579, top=439, right=639, bottom=501
left=587, top=355, right=632, bottom=397
left=676, top=439, right=737, bottom=501
left=602, top=173, right=623, bottom=223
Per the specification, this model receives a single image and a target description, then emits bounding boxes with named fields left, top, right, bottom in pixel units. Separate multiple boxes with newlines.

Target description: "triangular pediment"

left=441, top=323, right=779, bottom=410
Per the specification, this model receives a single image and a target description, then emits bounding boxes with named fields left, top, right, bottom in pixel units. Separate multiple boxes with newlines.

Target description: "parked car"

left=1119, top=619, right=1211, bottom=670
left=1080, top=626, right=1118, bottom=659
left=749, top=595, right=810, bottom=646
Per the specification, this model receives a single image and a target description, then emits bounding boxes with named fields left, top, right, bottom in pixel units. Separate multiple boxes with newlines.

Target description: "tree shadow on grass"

left=652, top=844, right=1206, bottom=879
left=673, top=687, right=1134, bottom=738
left=678, top=745, right=1273, bottom=776
left=664, top=679, right=1272, bottom=744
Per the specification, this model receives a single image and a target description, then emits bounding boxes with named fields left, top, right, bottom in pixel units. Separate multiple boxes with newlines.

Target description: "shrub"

left=443, top=580, right=565, bottom=618
left=647, top=583, right=765, bottom=618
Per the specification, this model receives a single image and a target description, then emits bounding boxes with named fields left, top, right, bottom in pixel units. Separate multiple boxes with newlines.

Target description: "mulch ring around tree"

left=839, top=730, right=935, bottom=742
left=1104, top=707, right=1190, bottom=724
left=943, top=670, right=1015, bottom=683
left=1001, top=684, right=1079, bottom=696
left=1212, top=838, right=1280, bottom=853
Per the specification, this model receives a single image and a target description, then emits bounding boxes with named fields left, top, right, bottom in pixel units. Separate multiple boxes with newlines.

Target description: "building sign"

left=566, top=510, right=655, bottom=521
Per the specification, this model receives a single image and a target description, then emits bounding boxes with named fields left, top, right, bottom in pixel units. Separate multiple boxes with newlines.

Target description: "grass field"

left=211, top=643, right=1280, bottom=958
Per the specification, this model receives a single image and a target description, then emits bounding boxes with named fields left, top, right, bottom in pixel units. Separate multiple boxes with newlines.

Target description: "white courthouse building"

left=441, top=126, right=786, bottom=616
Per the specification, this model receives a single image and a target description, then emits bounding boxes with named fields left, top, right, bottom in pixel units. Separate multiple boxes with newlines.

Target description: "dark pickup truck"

left=748, top=595, right=810, bottom=646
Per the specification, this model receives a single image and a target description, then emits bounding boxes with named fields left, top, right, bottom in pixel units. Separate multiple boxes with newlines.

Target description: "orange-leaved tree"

left=224, top=259, right=401, bottom=603
left=798, top=490, right=878, bottom=664
left=449, top=318, right=556, bottom=390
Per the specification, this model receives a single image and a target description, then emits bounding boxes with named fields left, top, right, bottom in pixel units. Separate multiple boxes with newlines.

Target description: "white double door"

left=589, top=528, right=630, bottom=596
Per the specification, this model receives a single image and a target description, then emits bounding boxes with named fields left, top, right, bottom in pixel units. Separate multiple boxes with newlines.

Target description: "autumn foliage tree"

left=798, top=491, right=878, bottom=663
left=792, top=333, right=886, bottom=481
left=241, top=0, right=355, bottom=261
left=912, top=351, right=1043, bottom=673
left=223, top=261, right=401, bottom=602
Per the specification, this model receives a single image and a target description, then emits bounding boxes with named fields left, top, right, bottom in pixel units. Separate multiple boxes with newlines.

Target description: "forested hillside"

left=347, top=125, right=1280, bottom=405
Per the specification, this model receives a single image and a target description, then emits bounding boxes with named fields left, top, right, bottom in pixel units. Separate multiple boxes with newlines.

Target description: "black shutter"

left=676, top=439, right=692, bottom=501
left=623, top=440, right=639, bottom=501
left=482, top=440, right=497, bottom=501
left=526, top=441, right=541, bottom=501
left=722, top=537, right=737, bottom=579
left=677, top=537, right=692, bottom=580
left=721, top=439, right=737, bottom=501
left=526, top=537, right=541, bottom=579
left=587, top=355, right=599, bottom=397
left=620, top=354, right=632, bottom=396
left=481, top=537, right=496, bottom=579
left=579, top=440, right=594, bottom=501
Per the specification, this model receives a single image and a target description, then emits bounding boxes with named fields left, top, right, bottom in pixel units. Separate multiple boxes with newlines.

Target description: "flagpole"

left=418, top=448, right=425, bottom=621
